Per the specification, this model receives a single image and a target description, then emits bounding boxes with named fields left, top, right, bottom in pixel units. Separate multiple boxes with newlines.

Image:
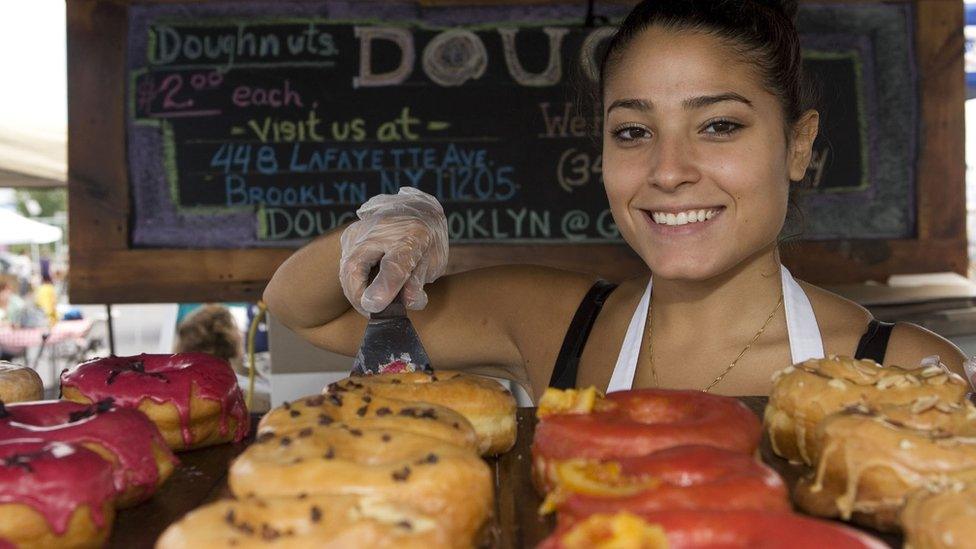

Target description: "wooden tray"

left=110, top=401, right=903, bottom=548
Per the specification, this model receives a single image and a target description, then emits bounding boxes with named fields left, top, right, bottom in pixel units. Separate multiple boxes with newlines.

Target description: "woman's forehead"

left=604, top=27, right=772, bottom=108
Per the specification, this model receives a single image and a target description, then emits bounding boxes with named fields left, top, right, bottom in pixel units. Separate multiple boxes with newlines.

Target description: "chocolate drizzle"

left=67, top=398, right=116, bottom=423
left=105, top=360, right=169, bottom=385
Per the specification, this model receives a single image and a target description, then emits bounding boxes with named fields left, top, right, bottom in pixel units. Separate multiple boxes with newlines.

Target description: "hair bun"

left=755, top=0, right=798, bottom=20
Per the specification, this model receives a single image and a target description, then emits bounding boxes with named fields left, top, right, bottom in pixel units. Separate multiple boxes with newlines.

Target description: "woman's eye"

left=612, top=126, right=650, bottom=142
left=703, top=120, right=743, bottom=136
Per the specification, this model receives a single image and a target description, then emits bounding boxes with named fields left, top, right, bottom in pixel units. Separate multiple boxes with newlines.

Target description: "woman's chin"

left=644, top=257, right=723, bottom=282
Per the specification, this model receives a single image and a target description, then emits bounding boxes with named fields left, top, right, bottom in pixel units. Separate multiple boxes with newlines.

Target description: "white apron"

left=606, top=265, right=825, bottom=392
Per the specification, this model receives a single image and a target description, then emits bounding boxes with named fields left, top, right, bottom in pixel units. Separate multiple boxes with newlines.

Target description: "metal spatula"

left=350, top=272, right=433, bottom=376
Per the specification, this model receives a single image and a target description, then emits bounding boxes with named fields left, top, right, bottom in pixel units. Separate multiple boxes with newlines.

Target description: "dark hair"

left=176, top=304, right=242, bottom=364
left=599, top=0, right=813, bottom=130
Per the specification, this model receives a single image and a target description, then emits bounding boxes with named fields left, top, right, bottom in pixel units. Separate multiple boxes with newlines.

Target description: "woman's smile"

left=640, top=206, right=725, bottom=238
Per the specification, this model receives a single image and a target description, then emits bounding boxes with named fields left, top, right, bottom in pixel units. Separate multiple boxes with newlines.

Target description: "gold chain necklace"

left=646, top=293, right=784, bottom=392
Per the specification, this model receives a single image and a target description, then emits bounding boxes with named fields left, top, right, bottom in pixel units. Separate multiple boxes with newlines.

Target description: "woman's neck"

left=650, top=243, right=784, bottom=334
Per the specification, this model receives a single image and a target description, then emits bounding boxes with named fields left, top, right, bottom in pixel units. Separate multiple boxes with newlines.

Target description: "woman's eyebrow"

left=606, top=93, right=753, bottom=115
left=682, top=92, right=753, bottom=110
left=605, top=98, right=653, bottom=115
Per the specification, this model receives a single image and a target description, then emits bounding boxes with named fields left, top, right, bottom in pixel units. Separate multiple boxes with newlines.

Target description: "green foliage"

left=15, top=188, right=66, bottom=218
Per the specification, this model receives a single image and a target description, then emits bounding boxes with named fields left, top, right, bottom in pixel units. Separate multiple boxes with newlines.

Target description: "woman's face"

left=602, top=27, right=817, bottom=281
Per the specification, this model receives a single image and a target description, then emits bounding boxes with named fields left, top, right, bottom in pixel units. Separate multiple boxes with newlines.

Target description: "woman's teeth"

left=650, top=209, right=719, bottom=226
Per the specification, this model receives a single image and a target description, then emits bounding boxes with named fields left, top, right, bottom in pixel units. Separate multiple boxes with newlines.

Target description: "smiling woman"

left=264, top=0, right=969, bottom=401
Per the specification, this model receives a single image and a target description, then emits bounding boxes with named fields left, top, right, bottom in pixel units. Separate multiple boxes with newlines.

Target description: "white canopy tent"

left=0, top=208, right=62, bottom=245
left=0, top=1, right=66, bottom=189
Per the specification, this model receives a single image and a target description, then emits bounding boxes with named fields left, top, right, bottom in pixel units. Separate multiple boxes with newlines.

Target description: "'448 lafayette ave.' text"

left=208, top=143, right=518, bottom=207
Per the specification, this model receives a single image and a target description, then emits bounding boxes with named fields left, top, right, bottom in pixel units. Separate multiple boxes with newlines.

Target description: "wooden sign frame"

left=67, top=0, right=966, bottom=303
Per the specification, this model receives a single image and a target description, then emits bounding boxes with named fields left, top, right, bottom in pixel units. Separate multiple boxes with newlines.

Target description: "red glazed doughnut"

left=538, top=510, right=888, bottom=549
left=60, top=353, right=250, bottom=451
left=0, top=439, right=117, bottom=549
left=0, top=399, right=177, bottom=507
left=532, top=388, right=761, bottom=490
left=543, top=445, right=789, bottom=521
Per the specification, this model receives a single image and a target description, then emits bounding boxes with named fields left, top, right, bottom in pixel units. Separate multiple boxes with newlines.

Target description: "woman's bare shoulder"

left=797, top=281, right=872, bottom=340
left=798, top=280, right=967, bottom=377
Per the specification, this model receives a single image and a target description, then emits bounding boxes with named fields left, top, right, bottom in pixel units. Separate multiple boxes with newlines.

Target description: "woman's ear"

left=788, top=110, right=820, bottom=182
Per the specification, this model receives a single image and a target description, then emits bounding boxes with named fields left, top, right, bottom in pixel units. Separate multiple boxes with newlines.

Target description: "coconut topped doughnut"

left=230, top=423, right=492, bottom=543
left=765, top=356, right=970, bottom=464
left=0, top=439, right=116, bottom=546
left=0, top=362, right=43, bottom=404
left=794, top=407, right=976, bottom=532
left=259, top=392, right=478, bottom=452
left=0, top=399, right=177, bottom=507
left=902, top=481, right=976, bottom=549
left=157, top=494, right=468, bottom=549
left=60, top=353, right=249, bottom=450
left=326, top=371, right=516, bottom=455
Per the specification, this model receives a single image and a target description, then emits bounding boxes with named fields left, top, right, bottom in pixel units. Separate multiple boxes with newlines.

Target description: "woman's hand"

left=339, top=187, right=449, bottom=316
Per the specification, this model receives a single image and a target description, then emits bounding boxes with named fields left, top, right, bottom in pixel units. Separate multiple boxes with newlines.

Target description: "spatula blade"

left=350, top=294, right=433, bottom=375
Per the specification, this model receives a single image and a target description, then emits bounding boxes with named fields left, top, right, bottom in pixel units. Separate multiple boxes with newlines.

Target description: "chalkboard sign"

left=128, top=4, right=634, bottom=247
left=125, top=1, right=916, bottom=248
left=67, top=0, right=966, bottom=303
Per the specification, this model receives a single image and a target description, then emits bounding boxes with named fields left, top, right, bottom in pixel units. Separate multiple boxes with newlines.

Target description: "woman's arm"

left=885, top=323, right=970, bottom=384
left=263, top=224, right=597, bottom=393
left=263, top=224, right=352, bottom=333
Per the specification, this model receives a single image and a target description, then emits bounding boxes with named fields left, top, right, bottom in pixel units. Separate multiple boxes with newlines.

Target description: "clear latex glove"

left=339, top=187, right=449, bottom=315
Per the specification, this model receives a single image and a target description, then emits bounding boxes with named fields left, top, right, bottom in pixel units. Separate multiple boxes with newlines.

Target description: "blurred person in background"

left=175, top=303, right=269, bottom=411
left=34, top=272, right=58, bottom=325
left=0, top=277, right=27, bottom=328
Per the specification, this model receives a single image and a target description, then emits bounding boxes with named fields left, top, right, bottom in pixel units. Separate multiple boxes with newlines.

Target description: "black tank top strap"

left=854, top=318, right=895, bottom=364
left=548, top=280, right=618, bottom=389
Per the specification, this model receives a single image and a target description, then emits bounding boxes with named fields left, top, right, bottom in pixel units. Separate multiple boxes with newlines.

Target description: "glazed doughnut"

left=326, top=371, right=516, bottom=455
left=258, top=392, right=478, bottom=452
left=541, top=445, right=790, bottom=521
left=157, top=494, right=470, bottom=549
left=793, top=406, right=976, bottom=532
left=532, top=387, right=761, bottom=491
left=902, top=482, right=976, bottom=549
left=538, top=510, right=888, bottom=549
left=0, top=399, right=177, bottom=507
left=229, top=423, right=492, bottom=544
left=61, top=353, right=250, bottom=451
left=0, top=440, right=116, bottom=549
left=765, top=356, right=969, bottom=464
left=0, top=361, right=43, bottom=403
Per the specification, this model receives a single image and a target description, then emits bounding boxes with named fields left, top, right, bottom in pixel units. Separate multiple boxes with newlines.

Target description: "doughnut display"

left=258, top=391, right=478, bottom=452
left=0, top=362, right=43, bottom=404
left=532, top=387, right=761, bottom=491
left=542, top=445, right=790, bottom=521
left=538, top=510, right=889, bottom=549
left=0, top=440, right=117, bottom=549
left=325, top=371, right=516, bottom=455
left=228, top=423, right=492, bottom=544
left=0, top=399, right=177, bottom=507
left=765, top=356, right=969, bottom=465
left=157, top=494, right=467, bottom=549
left=60, top=353, right=250, bottom=451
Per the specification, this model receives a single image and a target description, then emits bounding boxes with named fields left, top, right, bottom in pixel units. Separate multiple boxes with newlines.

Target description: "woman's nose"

left=646, top=135, right=701, bottom=192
